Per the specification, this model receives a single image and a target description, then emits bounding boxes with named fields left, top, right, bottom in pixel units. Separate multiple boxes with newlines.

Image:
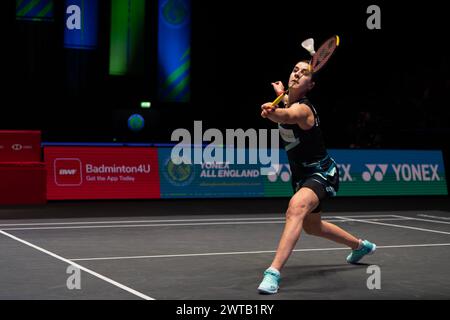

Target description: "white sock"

left=356, top=239, right=364, bottom=250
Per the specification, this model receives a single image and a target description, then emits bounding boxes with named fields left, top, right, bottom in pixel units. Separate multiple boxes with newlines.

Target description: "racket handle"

left=271, top=93, right=285, bottom=107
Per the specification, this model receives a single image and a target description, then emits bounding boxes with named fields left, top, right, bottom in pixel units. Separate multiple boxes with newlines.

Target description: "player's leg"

left=303, top=213, right=376, bottom=263
left=258, top=187, right=319, bottom=294
left=270, top=187, right=320, bottom=271
left=303, top=213, right=360, bottom=249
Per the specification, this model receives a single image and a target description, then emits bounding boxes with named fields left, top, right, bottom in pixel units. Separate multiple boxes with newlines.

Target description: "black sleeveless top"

left=278, top=97, right=328, bottom=165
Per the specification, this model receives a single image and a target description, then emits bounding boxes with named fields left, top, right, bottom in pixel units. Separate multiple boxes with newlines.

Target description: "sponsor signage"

left=43, top=146, right=448, bottom=200
left=45, top=147, right=160, bottom=200
left=264, top=149, right=448, bottom=196
left=158, top=148, right=265, bottom=198
left=0, top=130, right=41, bottom=162
left=161, top=148, right=448, bottom=197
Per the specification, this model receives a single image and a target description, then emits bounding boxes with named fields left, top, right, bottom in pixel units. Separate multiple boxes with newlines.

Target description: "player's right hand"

left=271, top=81, right=285, bottom=96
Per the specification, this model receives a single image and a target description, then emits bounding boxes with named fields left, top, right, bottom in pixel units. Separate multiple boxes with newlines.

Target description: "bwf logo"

left=54, top=158, right=83, bottom=186
left=362, top=164, right=388, bottom=182
left=59, top=169, right=77, bottom=176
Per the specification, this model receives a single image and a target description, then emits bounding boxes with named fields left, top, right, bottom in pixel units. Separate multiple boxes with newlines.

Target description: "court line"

left=0, top=217, right=411, bottom=231
left=69, top=243, right=450, bottom=261
left=0, top=229, right=154, bottom=300
left=0, top=214, right=396, bottom=227
left=0, top=217, right=286, bottom=227
left=417, top=214, right=450, bottom=221
left=335, top=216, right=450, bottom=235
left=391, top=214, right=450, bottom=225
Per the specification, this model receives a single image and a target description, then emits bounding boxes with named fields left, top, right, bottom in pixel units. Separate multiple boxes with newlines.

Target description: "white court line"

left=1, top=221, right=285, bottom=231
left=336, top=216, right=450, bottom=235
left=0, top=214, right=396, bottom=227
left=0, top=230, right=154, bottom=300
left=70, top=243, right=450, bottom=262
left=390, top=215, right=450, bottom=225
left=417, top=214, right=450, bottom=221
left=0, top=217, right=411, bottom=231
left=0, top=217, right=285, bottom=227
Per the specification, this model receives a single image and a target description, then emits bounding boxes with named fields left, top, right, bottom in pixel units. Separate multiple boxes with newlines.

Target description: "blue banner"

left=158, top=147, right=448, bottom=198
left=64, top=0, right=99, bottom=50
left=158, top=147, right=265, bottom=198
left=157, top=0, right=191, bottom=102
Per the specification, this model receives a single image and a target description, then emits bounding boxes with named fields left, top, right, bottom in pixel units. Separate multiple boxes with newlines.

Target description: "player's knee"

left=286, top=201, right=310, bottom=220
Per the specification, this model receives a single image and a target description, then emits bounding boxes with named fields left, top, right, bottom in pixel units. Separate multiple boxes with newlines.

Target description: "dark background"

left=5, top=0, right=450, bottom=156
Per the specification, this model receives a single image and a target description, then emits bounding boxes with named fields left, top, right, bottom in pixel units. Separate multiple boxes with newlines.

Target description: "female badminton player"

left=257, top=59, right=376, bottom=294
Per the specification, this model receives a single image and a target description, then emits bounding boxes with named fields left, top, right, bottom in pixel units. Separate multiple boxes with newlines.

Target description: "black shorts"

left=291, top=155, right=340, bottom=213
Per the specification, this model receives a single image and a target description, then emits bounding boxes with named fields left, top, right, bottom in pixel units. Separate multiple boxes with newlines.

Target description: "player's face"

left=288, top=62, right=314, bottom=92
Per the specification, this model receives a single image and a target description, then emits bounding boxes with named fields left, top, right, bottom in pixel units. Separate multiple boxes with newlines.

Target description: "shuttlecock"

left=301, top=38, right=315, bottom=56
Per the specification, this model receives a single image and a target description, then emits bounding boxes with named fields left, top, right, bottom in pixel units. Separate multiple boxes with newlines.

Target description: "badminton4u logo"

left=362, top=164, right=388, bottom=182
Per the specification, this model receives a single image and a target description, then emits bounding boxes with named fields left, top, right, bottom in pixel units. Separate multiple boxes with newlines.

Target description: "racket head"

left=310, top=35, right=340, bottom=73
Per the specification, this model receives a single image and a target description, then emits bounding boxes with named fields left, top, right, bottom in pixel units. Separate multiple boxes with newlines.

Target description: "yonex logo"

left=362, top=164, right=388, bottom=182
left=267, top=164, right=291, bottom=183
left=392, top=164, right=440, bottom=182
left=11, top=144, right=23, bottom=151
left=362, top=163, right=440, bottom=182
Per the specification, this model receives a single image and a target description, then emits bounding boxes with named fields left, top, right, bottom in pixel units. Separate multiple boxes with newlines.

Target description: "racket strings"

left=311, top=37, right=338, bottom=73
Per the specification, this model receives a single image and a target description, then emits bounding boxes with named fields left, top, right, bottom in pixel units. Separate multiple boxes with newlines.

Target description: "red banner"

left=0, top=163, right=47, bottom=205
left=45, top=147, right=160, bottom=200
left=0, top=130, right=41, bottom=162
